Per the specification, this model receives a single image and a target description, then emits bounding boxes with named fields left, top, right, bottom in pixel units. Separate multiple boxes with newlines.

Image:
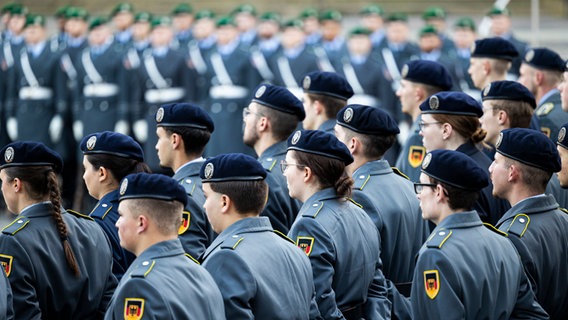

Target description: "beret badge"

left=483, top=83, right=491, bottom=97
left=496, top=132, right=504, bottom=148
left=204, top=163, right=214, bottom=179
left=525, top=49, right=535, bottom=62
left=255, top=85, right=266, bottom=98
left=303, top=76, right=311, bottom=90
left=559, top=127, right=566, bottom=143
left=120, top=178, right=128, bottom=196
left=401, top=64, right=409, bottom=78
left=86, top=136, right=97, bottom=150
left=343, top=107, right=354, bottom=123
left=422, top=152, right=432, bottom=169
left=429, top=95, right=440, bottom=110
left=156, top=107, right=164, bottom=122
left=291, top=130, right=301, bottom=145
left=4, top=147, right=14, bottom=163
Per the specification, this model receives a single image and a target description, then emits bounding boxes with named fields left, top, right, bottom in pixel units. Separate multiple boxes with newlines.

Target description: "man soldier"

left=487, top=6, right=528, bottom=78
left=231, top=4, right=257, bottom=46
left=298, top=7, right=321, bottom=46
left=110, top=2, right=134, bottom=50
left=452, top=17, right=478, bottom=95
left=171, top=3, right=194, bottom=48
left=468, top=37, right=518, bottom=91
left=417, top=25, right=460, bottom=90
left=315, top=9, right=347, bottom=72
left=556, top=123, right=568, bottom=188
left=359, top=4, right=386, bottom=51
left=250, top=12, right=281, bottom=83
left=421, top=7, right=456, bottom=56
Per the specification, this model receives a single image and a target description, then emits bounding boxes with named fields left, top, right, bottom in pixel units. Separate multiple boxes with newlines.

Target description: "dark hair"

left=164, top=126, right=211, bottom=156
left=490, top=100, right=533, bottom=129
left=503, top=157, right=551, bottom=192
left=307, top=93, right=347, bottom=119
left=123, top=198, right=183, bottom=235
left=419, top=83, right=448, bottom=97
left=428, top=176, right=479, bottom=211
left=86, top=154, right=151, bottom=182
left=293, top=150, right=353, bottom=198
left=209, top=180, right=268, bottom=214
left=342, top=129, right=397, bottom=159
left=256, top=104, right=301, bottom=141
left=432, top=113, right=487, bottom=143
left=4, top=166, right=80, bottom=277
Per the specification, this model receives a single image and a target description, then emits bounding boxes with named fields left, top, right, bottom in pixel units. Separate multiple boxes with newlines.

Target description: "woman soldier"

left=0, top=141, right=117, bottom=319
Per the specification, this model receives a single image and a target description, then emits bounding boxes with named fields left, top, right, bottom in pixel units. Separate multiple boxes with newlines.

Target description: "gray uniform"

left=395, top=118, right=424, bottom=182
left=105, top=239, right=225, bottom=320
left=0, top=269, right=13, bottom=320
left=535, top=90, right=568, bottom=141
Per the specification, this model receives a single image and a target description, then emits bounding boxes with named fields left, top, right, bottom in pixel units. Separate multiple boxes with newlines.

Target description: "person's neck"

left=172, top=153, right=201, bottom=172
left=134, top=234, right=178, bottom=257
left=445, top=134, right=468, bottom=151
left=507, top=186, right=543, bottom=207
left=253, top=134, right=278, bottom=158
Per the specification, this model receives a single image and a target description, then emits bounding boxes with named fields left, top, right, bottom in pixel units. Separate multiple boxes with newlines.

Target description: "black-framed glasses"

left=242, top=107, right=264, bottom=118
left=280, top=160, right=305, bottom=173
left=413, top=183, right=438, bottom=194
left=418, top=121, right=442, bottom=130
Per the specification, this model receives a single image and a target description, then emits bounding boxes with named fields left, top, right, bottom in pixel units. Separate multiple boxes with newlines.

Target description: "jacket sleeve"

left=363, top=257, right=391, bottom=320
left=104, top=278, right=170, bottom=320
left=510, top=267, right=549, bottom=319
left=178, top=195, right=211, bottom=259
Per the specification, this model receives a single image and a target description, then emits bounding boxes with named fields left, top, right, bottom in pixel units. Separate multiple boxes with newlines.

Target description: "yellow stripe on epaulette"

left=66, top=209, right=94, bottom=221
left=185, top=253, right=200, bottom=265
left=131, top=260, right=156, bottom=278
left=301, top=201, right=325, bottom=218
left=1, top=216, right=30, bottom=235
left=261, top=158, right=278, bottom=172
left=180, top=178, right=197, bottom=196
left=391, top=167, right=410, bottom=180
left=348, top=198, right=363, bottom=208
left=220, top=235, right=244, bottom=250
left=559, top=207, right=568, bottom=215
left=506, top=214, right=530, bottom=238
left=483, top=222, right=508, bottom=237
left=426, top=229, right=452, bottom=249
left=353, top=174, right=370, bottom=190
left=273, top=229, right=295, bottom=244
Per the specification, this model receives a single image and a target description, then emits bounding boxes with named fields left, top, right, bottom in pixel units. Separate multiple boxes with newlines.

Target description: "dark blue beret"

left=287, top=130, right=353, bottom=165
left=80, top=131, right=144, bottom=161
left=421, top=149, right=489, bottom=191
left=523, top=48, right=566, bottom=72
left=336, top=104, right=399, bottom=135
left=119, top=172, right=188, bottom=206
left=420, top=91, right=483, bottom=117
left=251, top=84, right=305, bottom=120
left=471, top=37, right=519, bottom=61
left=401, top=60, right=453, bottom=90
left=303, top=71, right=354, bottom=101
left=481, top=80, right=536, bottom=109
left=496, top=128, right=561, bottom=172
left=557, top=123, right=568, bottom=149
left=0, top=141, right=63, bottom=173
left=200, top=153, right=266, bottom=182
left=155, top=103, right=214, bottom=132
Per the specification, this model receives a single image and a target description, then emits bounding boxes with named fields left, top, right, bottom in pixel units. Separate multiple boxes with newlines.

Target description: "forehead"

left=421, top=113, right=435, bottom=121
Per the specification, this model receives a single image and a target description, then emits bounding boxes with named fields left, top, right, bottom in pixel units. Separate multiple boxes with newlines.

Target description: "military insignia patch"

left=536, top=103, right=554, bottom=116
left=120, top=179, right=128, bottom=196
left=297, top=236, right=315, bottom=256
left=409, top=146, right=426, bottom=168
left=4, top=147, right=14, bottom=163
left=124, top=298, right=144, bottom=320
left=558, top=127, right=566, bottom=143
left=303, top=76, right=311, bottom=90
left=155, top=107, right=164, bottom=122
left=470, top=42, right=476, bottom=54
left=401, top=64, right=409, bottom=78
left=291, top=130, right=301, bottom=145
left=525, top=49, right=535, bottom=63
left=343, top=107, right=354, bottom=123
left=540, top=127, right=551, bottom=138
left=255, top=85, right=266, bottom=98
left=429, top=95, right=439, bottom=110
left=86, top=136, right=97, bottom=150
left=483, top=83, right=491, bottom=97
left=204, top=163, right=214, bottom=179
left=178, top=211, right=190, bottom=235
left=424, top=270, right=440, bottom=299
left=0, top=254, right=13, bottom=277
left=496, top=132, right=503, bottom=148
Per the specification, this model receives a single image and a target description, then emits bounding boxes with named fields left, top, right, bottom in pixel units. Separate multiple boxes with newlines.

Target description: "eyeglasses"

left=413, top=183, right=438, bottom=194
left=242, top=107, right=264, bottom=118
left=418, top=121, right=441, bottom=130
left=280, top=160, right=305, bottom=173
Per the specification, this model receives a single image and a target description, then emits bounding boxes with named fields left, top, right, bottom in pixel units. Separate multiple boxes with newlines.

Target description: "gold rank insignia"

left=536, top=102, right=554, bottom=116
left=178, top=211, right=191, bottom=235
left=124, top=298, right=144, bottom=320
left=297, top=237, right=315, bottom=256
left=408, top=146, right=426, bottom=168
left=0, top=254, right=13, bottom=277
left=424, top=270, right=440, bottom=299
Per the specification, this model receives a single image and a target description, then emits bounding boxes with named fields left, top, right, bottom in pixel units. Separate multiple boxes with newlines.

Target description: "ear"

left=98, top=166, right=109, bottom=183
left=435, top=184, right=447, bottom=202
left=313, top=100, right=324, bottom=115
left=303, top=166, right=313, bottom=183
left=12, top=177, right=22, bottom=193
left=497, top=110, right=508, bottom=126
left=137, top=215, right=149, bottom=234
left=348, top=136, right=359, bottom=155
left=414, top=86, right=425, bottom=102
left=482, top=60, right=491, bottom=75
left=535, top=70, right=545, bottom=86
left=257, top=115, right=269, bottom=133
left=171, top=133, right=182, bottom=150
left=441, top=123, right=453, bottom=140
left=508, top=163, right=519, bottom=182
left=220, top=194, right=231, bottom=213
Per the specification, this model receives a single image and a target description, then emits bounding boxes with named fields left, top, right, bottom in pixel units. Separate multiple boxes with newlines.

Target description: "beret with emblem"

left=401, top=60, right=453, bottom=90
left=496, top=128, right=561, bottom=172
left=299, top=8, right=318, bottom=19
left=523, top=48, right=566, bottom=72
left=421, top=149, right=489, bottom=191
left=360, top=4, right=384, bottom=16
left=481, top=80, right=536, bottom=109
left=287, top=130, right=353, bottom=165
left=200, top=153, right=266, bottom=182
left=134, top=12, right=152, bottom=23
left=155, top=103, right=214, bottom=132
left=557, top=123, right=568, bottom=149
left=88, top=16, right=109, bottom=31
left=336, top=104, right=399, bottom=135
left=119, top=172, right=188, bottom=206
left=80, top=131, right=144, bottom=162
left=252, top=84, right=305, bottom=120
left=470, top=37, right=518, bottom=61
left=195, top=10, right=215, bottom=21
left=231, top=4, right=256, bottom=16
left=420, top=91, right=483, bottom=117
left=0, top=141, right=63, bottom=174
left=303, top=71, right=354, bottom=101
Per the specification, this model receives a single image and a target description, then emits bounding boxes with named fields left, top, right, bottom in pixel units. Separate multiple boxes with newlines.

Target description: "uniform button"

left=267, top=158, right=273, bottom=161
left=519, top=218, right=526, bottom=223
left=312, top=203, right=319, bottom=207
left=185, top=179, right=191, bottom=184
left=142, top=261, right=149, bottom=266
left=439, top=231, right=446, bottom=236
left=17, top=220, right=23, bottom=224
left=211, top=103, right=222, bottom=114
left=102, top=204, right=108, bottom=208
left=359, top=175, right=365, bottom=179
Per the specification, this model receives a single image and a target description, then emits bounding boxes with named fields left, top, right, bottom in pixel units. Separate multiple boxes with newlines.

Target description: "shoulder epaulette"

left=426, top=229, right=452, bottom=249
left=185, top=253, right=200, bottom=265
left=179, top=178, right=197, bottom=196
left=261, top=158, right=278, bottom=172
left=483, top=222, right=508, bottom=237
left=66, top=209, right=94, bottom=221
left=131, top=260, right=156, bottom=278
left=220, top=235, right=245, bottom=250
left=391, top=167, right=410, bottom=180
left=273, top=229, right=295, bottom=244
left=301, top=201, right=325, bottom=218
left=2, top=216, right=30, bottom=235
left=506, top=214, right=530, bottom=237
left=559, top=207, right=568, bottom=215
left=353, top=174, right=370, bottom=190
left=536, top=102, right=554, bottom=116
left=348, top=198, right=363, bottom=208
left=90, top=203, right=113, bottom=220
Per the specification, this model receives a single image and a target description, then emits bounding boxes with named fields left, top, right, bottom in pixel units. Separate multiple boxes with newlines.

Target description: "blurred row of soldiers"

left=0, top=1, right=529, bottom=207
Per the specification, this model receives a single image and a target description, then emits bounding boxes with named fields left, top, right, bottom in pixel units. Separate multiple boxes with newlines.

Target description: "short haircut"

left=488, top=59, right=512, bottom=75
left=428, top=176, right=479, bottom=211
left=307, top=93, right=347, bottom=119
left=342, top=128, right=396, bottom=159
left=503, top=157, right=551, bottom=192
left=164, top=126, right=211, bottom=156
left=124, top=198, right=184, bottom=235
left=490, top=100, right=533, bottom=128
left=209, top=180, right=268, bottom=214
left=256, top=104, right=300, bottom=141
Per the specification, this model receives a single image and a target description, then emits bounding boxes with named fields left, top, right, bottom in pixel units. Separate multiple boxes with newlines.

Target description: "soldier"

left=171, top=3, right=194, bottom=48
left=0, top=270, right=12, bottom=319
left=315, top=9, right=347, bottom=72
left=359, top=4, right=386, bottom=50
left=334, top=104, right=429, bottom=318
left=110, top=2, right=134, bottom=50
left=395, top=60, right=453, bottom=182
left=491, top=128, right=568, bottom=319
left=487, top=6, right=528, bottom=78
left=0, top=141, right=117, bottom=319
left=129, top=12, right=152, bottom=54
left=73, top=16, right=128, bottom=141
left=3, top=4, right=26, bottom=51
left=242, top=84, right=303, bottom=233
left=421, top=7, right=456, bottom=56
left=302, top=71, right=353, bottom=133
left=80, top=131, right=150, bottom=280
left=518, top=47, right=568, bottom=141
left=154, top=103, right=216, bottom=258
left=105, top=173, right=225, bottom=319
left=468, top=37, right=518, bottom=90
left=50, top=6, right=69, bottom=52
left=419, top=91, right=510, bottom=224
left=284, top=130, right=390, bottom=319
left=200, top=153, right=320, bottom=319
left=411, top=149, right=547, bottom=318
left=231, top=4, right=257, bottom=46
left=560, top=59, right=568, bottom=111
left=186, top=9, right=217, bottom=104
left=298, top=7, right=321, bottom=46
left=251, top=12, right=281, bottom=82
left=417, top=25, right=460, bottom=90
left=453, top=17, right=478, bottom=95
left=556, top=123, right=568, bottom=187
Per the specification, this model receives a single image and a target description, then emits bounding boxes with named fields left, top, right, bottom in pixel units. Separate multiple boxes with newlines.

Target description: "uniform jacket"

left=105, top=239, right=225, bottom=320
left=535, top=90, right=568, bottom=141
left=202, top=217, right=320, bottom=320
left=0, top=202, right=117, bottom=320
left=496, top=194, right=568, bottom=319
left=270, top=45, right=321, bottom=91
left=411, top=211, right=548, bottom=319
left=0, top=269, right=13, bottom=320
left=396, top=117, right=424, bottom=183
